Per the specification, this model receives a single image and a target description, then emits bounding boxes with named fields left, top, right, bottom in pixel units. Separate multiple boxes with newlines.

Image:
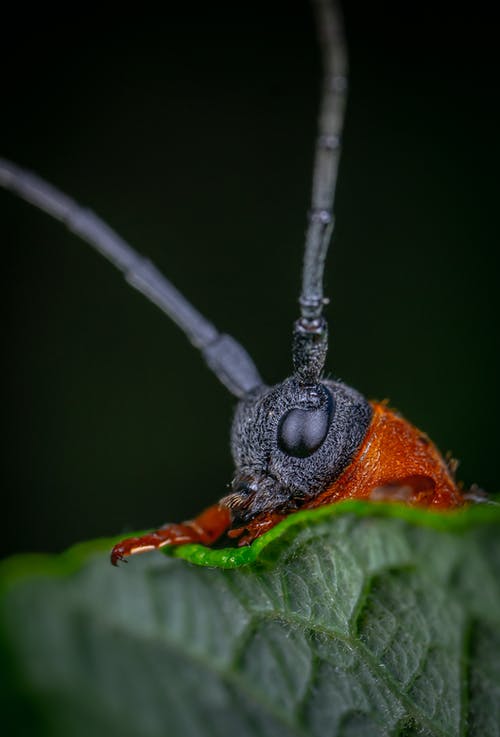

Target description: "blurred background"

left=0, top=1, right=498, bottom=558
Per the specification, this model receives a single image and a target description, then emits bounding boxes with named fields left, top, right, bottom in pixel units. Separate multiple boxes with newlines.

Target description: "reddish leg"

left=110, top=504, right=231, bottom=565
left=227, top=512, right=285, bottom=547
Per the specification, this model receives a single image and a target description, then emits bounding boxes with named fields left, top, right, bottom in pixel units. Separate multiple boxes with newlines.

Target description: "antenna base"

left=292, top=317, right=328, bottom=384
left=202, top=334, right=263, bottom=398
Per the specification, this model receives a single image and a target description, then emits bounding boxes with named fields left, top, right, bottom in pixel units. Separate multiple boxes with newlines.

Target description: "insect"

left=0, top=1, right=487, bottom=564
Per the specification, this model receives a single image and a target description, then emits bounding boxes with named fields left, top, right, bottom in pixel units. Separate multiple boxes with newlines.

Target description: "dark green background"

left=1, top=2, right=498, bottom=557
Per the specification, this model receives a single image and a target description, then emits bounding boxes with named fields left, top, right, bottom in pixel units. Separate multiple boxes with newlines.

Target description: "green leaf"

left=1, top=501, right=500, bottom=737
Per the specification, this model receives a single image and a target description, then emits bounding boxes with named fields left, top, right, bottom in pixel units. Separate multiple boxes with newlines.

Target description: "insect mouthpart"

left=220, top=471, right=293, bottom=525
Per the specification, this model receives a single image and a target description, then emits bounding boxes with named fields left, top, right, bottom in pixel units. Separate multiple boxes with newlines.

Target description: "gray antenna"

left=0, top=157, right=262, bottom=398
left=293, top=0, right=348, bottom=383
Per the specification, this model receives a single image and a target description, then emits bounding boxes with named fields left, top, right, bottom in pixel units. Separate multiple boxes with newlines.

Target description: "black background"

left=1, top=1, right=498, bottom=558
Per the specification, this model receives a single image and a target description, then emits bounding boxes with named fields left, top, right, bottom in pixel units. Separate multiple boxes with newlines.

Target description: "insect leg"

left=227, top=512, right=286, bottom=546
left=110, top=504, right=231, bottom=565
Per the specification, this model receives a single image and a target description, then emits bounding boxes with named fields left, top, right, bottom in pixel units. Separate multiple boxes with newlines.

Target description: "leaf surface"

left=1, top=501, right=500, bottom=737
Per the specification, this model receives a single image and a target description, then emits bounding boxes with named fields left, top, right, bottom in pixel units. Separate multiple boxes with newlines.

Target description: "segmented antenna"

left=293, top=0, right=348, bottom=383
left=0, top=158, right=262, bottom=398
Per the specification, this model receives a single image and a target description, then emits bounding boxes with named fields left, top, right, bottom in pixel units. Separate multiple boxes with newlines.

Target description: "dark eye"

left=278, top=398, right=333, bottom=458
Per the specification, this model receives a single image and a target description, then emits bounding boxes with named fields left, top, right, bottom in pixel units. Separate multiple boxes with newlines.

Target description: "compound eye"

left=278, top=402, right=332, bottom=458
